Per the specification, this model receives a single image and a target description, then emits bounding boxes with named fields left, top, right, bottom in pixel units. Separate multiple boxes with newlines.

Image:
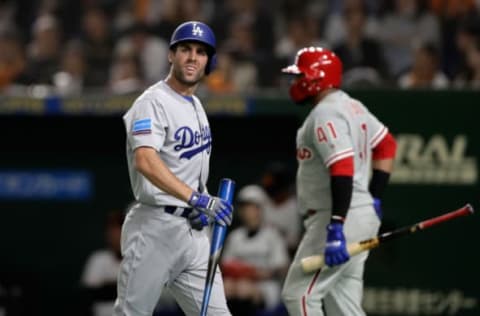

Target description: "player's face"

left=170, top=42, right=209, bottom=86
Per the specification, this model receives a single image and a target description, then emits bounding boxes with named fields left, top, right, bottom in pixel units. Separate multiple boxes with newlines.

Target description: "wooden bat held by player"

left=200, top=178, right=235, bottom=316
left=301, top=204, right=474, bottom=273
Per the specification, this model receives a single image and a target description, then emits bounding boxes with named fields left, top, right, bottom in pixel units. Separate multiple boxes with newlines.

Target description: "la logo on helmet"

left=192, top=23, right=204, bottom=37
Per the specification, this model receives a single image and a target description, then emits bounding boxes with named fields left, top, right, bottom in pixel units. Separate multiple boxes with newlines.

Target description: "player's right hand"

left=188, top=191, right=233, bottom=226
left=324, top=222, right=350, bottom=267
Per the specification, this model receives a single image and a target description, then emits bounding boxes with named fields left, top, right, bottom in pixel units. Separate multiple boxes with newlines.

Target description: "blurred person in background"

left=333, top=0, right=387, bottom=87
left=428, top=0, right=480, bottom=78
left=203, top=45, right=258, bottom=95
left=114, top=22, right=169, bottom=85
left=260, top=161, right=301, bottom=259
left=24, top=13, right=62, bottom=85
left=377, top=0, right=441, bottom=80
left=275, top=12, right=327, bottom=65
left=455, top=37, right=480, bottom=88
left=79, top=210, right=125, bottom=316
left=323, top=0, right=380, bottom=49
left=221, top=184, right=290, bottom=316
left=203, top=49, right=237, bottom=94
left=79, top=6, right=114, bottom=87
left=108, top=50, right=144, bottom=94
left=211, top=0, right=276, bottom=87
left=214, top=16, right=260, bottom=94
left=398, top=42, right=450, bottom=89
left=452, top=16, right=480, bottom=86
left=51, top=39, right=87, bottom=95
left=0, top=29, right=27, bottom=92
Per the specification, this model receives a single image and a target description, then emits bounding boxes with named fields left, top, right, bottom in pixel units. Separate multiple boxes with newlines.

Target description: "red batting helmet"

left=282, top=47, right=342, bottom=104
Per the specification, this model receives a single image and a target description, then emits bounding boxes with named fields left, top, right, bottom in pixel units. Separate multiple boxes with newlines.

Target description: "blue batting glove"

left=188, top=191, right=233, bottom=226
left=187, top=209, right=211, bottom=230
left=324, top=222, right=350, bottom=267
left=373, top=197, right=382, bottom=220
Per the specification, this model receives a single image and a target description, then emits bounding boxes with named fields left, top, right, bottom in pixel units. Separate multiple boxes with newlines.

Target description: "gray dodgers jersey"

left=123, top=81, right=211, bottom=207
left=296, top=90, right=387, bottom=215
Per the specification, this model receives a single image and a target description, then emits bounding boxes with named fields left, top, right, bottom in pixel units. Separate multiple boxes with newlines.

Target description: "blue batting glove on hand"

left=373, top=197, right=382, bottom=220
left=324, top=222, right=350, bottom=267
left=187, top=209, right=211, bottom=230
left=188, top=191, right=233, bottom=226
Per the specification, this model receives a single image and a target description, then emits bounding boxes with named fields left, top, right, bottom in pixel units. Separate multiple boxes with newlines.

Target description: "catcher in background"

left=221, top=184, right=290, bottom=316
left=280, top=47, right=397, bottom=316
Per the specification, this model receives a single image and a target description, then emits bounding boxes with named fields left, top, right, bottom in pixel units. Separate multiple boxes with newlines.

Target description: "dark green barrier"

left=0, top=90, right=478, bottom=315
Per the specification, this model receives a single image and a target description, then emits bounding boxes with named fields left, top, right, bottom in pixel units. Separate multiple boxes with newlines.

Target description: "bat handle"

left=200, top=178, right=235, bottom=316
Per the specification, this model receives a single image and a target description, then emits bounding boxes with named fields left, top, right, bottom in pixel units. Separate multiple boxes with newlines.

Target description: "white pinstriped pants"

left=112, top=203, right=231, bottom=316
left=282, top=205, right=380, bottom=316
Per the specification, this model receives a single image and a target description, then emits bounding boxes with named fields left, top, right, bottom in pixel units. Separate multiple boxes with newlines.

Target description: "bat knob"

left=466, top=203, right=475, bottom=214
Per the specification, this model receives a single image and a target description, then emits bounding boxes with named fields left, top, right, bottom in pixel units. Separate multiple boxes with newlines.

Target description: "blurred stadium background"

left=0, top=0, right=479, bottom=315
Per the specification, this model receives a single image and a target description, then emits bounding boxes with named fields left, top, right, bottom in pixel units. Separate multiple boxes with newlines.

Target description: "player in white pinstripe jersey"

left=113, top=21, right=233, bottom=316
left=280, top=47, right=397, bottom=316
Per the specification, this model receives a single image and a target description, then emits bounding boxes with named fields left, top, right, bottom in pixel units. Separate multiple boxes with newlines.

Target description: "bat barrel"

left=200, top=178, right=235, bottom=316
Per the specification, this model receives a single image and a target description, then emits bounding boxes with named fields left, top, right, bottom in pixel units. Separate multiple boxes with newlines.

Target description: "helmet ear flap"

left=206, top=53, right=217, bottom=75
left=289, top=77, right=321, bottom=104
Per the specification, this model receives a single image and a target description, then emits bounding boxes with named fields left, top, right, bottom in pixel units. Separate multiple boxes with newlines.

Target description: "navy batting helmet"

left=169, top=21, right=217, bottom=75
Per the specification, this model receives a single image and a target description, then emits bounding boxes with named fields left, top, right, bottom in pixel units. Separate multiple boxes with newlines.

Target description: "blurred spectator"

left=275, top=12, right=327, bottom=64
left=454, top=38, right=480, bottom=88
left=398, top=42, right=449, bottom=89
left=108, top=51, right=144, bottom=94
left=51, top=40, right=87, bottom=95
left=80, top=6, right=114, bottom=87
left=0, top=29, right=27, bottom=91
left=114, top=23, right=169, bottom=85
left=203, top=50, right=237, bottom=94
left=377, top=0, right=441, bottom=79
left=79, top=210, right=125, bottom=316
left=221, top=184, right=290, bottom=316
left=333, top=1, right=387, bottom=87
left=211, top=0, right=276, bottom=86
left=204, top=47, right=258, bottom=94
left=323, top=0, right=380, bottom=48
left=429, top=0, right=478, bottom=18
left=3, top=0, right=480, bottom=91
left=428, top=0, right=479, bottom=78
left=451, top=16, right=480, bottom=85
left=0, top=1, right=16, bottom=33
left=24, top=13, right=62, bottom=84
left=259, top=162, right=301, bottom=259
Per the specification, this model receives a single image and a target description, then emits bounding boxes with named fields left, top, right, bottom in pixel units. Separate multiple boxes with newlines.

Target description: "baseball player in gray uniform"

left=280, top=47, right=397, bottom=315
left=113, top=21, right=233, bottom=316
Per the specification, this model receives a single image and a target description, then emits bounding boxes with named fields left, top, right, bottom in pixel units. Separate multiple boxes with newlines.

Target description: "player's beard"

left=173, top=64, right=204, bottom=87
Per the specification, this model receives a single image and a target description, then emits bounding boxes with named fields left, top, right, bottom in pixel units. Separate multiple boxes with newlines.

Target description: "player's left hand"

left=188, top=191, right=233, bottom=226
left=373, top=197, right=382, bottom=220
left=187, top=209, right=211, bottom=230
left=324, top=222, right=350, bottom=267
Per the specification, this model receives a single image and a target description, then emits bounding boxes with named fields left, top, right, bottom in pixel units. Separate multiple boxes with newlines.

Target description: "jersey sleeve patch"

left=132, top=118, right=152, bottom=135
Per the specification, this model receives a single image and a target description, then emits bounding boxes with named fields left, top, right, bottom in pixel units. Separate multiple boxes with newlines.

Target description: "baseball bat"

left=200, top=178, right=235, bottom=316
left=301, top=203, right=474, bottom=273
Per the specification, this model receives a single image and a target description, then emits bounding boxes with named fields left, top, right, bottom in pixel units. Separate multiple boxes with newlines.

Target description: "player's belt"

left=302, top=209, right=317, bottom=220
left=164, top=205, right=194, bottom=218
